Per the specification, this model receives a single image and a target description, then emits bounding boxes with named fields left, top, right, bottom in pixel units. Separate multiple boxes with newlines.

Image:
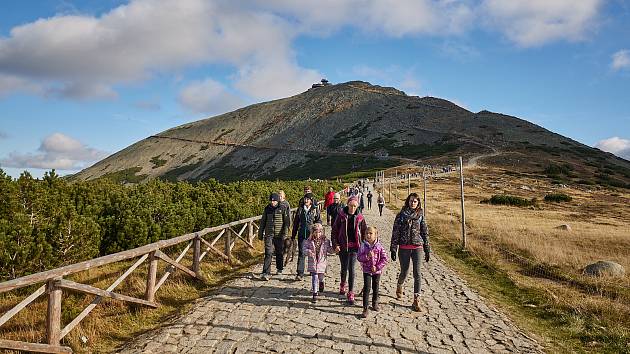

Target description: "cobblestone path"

left=119, top=201, right=543, bottom=353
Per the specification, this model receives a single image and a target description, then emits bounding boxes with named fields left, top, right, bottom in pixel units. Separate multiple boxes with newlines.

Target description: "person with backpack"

left=331, top=196, right=367, bottom=305
left=390, top=193, right=430, bottom=312
left=324, top=187, right=335, bottom=210
left=258, top=193, right=290, bottom=280
left=377, top=192, right=385, bottom=216
left=366, top=191, right=373, bottom=210
left=292, top=193, right=322, bottom=280
left=326, top=193, right=344, bottom=226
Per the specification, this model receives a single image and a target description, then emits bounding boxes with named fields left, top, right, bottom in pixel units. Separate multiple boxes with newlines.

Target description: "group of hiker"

left=258, top=184, right=430, bottom=318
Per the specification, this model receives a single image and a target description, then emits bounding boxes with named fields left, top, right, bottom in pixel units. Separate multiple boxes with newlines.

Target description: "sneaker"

left=361, top=309, right=369, bottom=318
left=261, top=273, right=270, bottom=281
left=339, top=283, right=346, bottom=295
left=277, top=269, right=283, bottom=275
left=319, top=281, right=325, bottom=293
left=312, top=294, right=317, bottom=303
left=295, top=275, right=303, bottom=281
left=347, top=291, right=355, bottom=305
left=372, top=302, right=380, bottom=311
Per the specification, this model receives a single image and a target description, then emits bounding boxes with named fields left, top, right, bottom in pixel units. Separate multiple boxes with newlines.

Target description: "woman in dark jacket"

left=390, top=193, right=430, bottom=312
left=331, top=196, right=367, bottom=305
left=292, top=193, right=322, bottom=280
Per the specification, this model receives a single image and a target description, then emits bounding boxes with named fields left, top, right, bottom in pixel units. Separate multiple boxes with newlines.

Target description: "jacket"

left=291, top=205, right=322, bottom=240
left=258, top=203, right=290, bottom=239
left=324, top=191, right=335, bottom=209
left=390, top=207, right=429, bottom=252
left=357, top=240, right=388, bottom=275
left=331, top=206, right=367, bottom=251
left=326, top=202, right=344, bottom=226
left=303, top=236, right=334, bottom=273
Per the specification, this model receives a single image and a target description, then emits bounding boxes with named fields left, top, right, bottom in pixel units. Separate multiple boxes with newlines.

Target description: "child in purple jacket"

left=357, top=226, right=388, bottom=318
left=303, top=223, right=335, bottom=303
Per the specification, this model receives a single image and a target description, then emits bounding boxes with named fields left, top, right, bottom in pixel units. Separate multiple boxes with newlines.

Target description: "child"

left=357, top=226, right=388, bottom=318
left=303, top=223, right=335, bottom=303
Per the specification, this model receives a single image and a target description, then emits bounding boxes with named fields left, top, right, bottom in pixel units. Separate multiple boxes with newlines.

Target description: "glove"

left=423, top=245, right=430, bottom=262
left=390, top=250, right=397, bottom=262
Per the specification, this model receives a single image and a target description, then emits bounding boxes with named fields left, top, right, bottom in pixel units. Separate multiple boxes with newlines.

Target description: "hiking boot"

left=319, top=281, right=325, bottom=293
left=361, top=309, right=369, bottom=318
left=347, top=291, right=355, bottom=305
left=396, top=284, right=403, bottom=299
left=412, top=295, right=421, bottom=312
left=312, top=294, right=317, bottom=303
left=339, top=282, right=346, bottom=295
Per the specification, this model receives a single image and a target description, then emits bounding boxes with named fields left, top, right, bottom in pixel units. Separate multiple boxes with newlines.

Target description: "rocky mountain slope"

left=74, top=81, right=630, bottom=188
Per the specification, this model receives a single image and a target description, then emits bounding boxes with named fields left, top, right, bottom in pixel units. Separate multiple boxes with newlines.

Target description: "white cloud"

left=595, top=137, right=630, bottom=160
left=178, top=79, right=244, bottom=114
left=0, top=133, right=108, bottom=170
left=481, top=0, right=603, bottom=47
left=611, top=50, right=630, bottom=71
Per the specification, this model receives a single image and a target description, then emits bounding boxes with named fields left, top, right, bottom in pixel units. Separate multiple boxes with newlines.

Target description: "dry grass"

left=0, top=240, right=264, bottom=353
left=384, top=166, right=630, bottom=352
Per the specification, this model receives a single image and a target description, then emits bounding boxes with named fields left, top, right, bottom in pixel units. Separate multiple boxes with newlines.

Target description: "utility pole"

left=459, top=157, right=466, bottom=249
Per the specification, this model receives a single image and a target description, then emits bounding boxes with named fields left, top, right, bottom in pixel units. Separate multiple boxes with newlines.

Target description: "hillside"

left=74, top=81, right=630, bottom=188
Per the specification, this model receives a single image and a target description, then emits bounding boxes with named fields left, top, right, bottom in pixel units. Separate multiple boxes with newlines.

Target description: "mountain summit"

left=74, top=81, right=630, bottom=187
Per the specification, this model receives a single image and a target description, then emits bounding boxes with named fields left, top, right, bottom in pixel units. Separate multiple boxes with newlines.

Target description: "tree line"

left=0, top=168, right=339, bottom=281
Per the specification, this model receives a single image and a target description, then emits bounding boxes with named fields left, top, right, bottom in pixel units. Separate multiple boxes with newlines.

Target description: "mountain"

left=74, top=81, right=630, bottom=188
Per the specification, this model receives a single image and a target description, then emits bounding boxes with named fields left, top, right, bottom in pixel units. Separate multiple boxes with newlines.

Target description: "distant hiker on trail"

left=326, top=193, right=344, bottom=226
left=390, top=193, right=430, bottom=312
left=292, top=193, right=322, bottom=281
left=357, top=226, right=388, bottom=318
left=377, top=192, right=385, bottom=216
left=367, top=191, right=373, bottom=210
left=324, top=187, right=335, bottom=209
left=331, top=196, right=367, bottom=305
left=303, top=223, right=335, bottom=303
left=359, top=191, right=365, bottom=214
left=258, top=193, right=290, bottom=280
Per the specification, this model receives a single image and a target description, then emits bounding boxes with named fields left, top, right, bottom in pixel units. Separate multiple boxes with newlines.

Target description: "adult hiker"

left=377, top=192, right=385, bottom=216
left=331, top=196, right=367, bottom=305
left=258, top=193, right=290, bottom=280
left=292, top=193, right=322, bottom=280
left=359, top=191, right=365, bottom=214
left=367, top=190, right=373, bottom=210
left=324, top=187, right=335, bottom=209
left=278, top=190, right=292, bottom=227
left=326, top=193, right=344, bottom=226
left=298, top=185, right=319, bottom=211
left=390, top=193, right=430, bottom=312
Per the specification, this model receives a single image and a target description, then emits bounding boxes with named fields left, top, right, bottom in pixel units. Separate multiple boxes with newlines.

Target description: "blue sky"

left=1, top=0, right=629, bottom=178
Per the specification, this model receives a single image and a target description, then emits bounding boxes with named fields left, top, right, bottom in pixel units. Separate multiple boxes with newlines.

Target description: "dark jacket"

left=258, top=203, right=290, bottom=239
left=331, top=206, right=367, bottom=251
left=280, top=200, right=292, bottom=227
left=326, top=202, right=344, bottom=226
left=291, top=205, right=322, bottom=240
left=390, top=207, right=429, bottom=252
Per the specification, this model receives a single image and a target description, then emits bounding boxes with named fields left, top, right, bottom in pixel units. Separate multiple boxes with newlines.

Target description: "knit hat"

left=304, top=192, right=314, bottom=201
left=347, top=196, right=358, bottom=204
left=270, top=193, right=280, bottom=202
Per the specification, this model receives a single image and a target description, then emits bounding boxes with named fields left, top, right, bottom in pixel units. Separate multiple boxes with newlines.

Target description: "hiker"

left=298, top=185, right=319, bottom=212
left=331, top=196, right=367, bottom=305
left=377, top=192, right=385, bottom=216
left=303, top=223, right=335, bottom=303
left=258, top=193, right=290, bottom=280
left=390, top=193, right=430, bottom=312
left=367, top=191, right=373, bottom=210
left=324, top=187, right=335, bottom=209
left=359, top=191, right=365, bottom=214
left=292, top=193, right=322, bottom=280
left=326, top=193, right=344, bottom=226
left=278, top=190, right=291, bottom=227
left=357, top=226, right=388, bottom=318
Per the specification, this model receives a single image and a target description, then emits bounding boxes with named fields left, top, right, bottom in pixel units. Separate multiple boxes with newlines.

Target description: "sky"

left=1, top=0, right=629, bottom=179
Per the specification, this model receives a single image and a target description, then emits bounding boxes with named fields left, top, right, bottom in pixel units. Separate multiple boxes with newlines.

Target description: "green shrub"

left=544, top=193, right=572, bottom=202
left=482, top=195, right=535, bottom=207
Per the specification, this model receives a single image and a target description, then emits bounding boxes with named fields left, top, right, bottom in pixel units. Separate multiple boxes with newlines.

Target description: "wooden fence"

left=0, top=208, right=296, bottom=353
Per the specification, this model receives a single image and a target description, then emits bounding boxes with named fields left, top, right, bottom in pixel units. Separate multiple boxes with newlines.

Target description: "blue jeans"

left=297, top=238, right=306, bottom=276
left=398, top=248, right=422, bottom=295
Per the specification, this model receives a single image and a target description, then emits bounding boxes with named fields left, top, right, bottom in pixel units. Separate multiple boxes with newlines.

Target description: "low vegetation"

left=481, top=194, right=535, bottom=207
left=544, top=193, right=572, bottom=203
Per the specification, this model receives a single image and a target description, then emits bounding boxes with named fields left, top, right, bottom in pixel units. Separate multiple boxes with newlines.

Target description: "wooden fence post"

left=388, top=177, right=392, bottom=203
left=46, top=278, right=62, bottom=346
left=423, top=167, right=427, bottom=218
left=248, top=221, right=254, bottom=244
left=225, top=229, right=232, bottom=263
left=459, top=157, right=467, bottom=249
left=145, top=251, right=158, bottom=302
left=407, top=172, right=411, bottom=196
left=192, top=234, right=201, bottom=277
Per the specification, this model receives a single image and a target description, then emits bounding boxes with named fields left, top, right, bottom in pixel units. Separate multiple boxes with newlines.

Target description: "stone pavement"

left=119, top=200, right=544, bottom=353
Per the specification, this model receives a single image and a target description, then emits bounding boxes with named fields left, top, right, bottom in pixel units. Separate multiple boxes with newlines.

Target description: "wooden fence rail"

left=0, top=208, right=296, bottom=353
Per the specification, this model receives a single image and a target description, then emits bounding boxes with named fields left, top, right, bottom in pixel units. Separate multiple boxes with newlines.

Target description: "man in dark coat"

left=258, top=193, right=290, bottom=280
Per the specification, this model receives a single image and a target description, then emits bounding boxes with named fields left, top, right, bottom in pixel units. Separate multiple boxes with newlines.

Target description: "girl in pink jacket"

left=303, top=223, right=335, bottom=303
left=357, top=226, right=388, bottom=318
